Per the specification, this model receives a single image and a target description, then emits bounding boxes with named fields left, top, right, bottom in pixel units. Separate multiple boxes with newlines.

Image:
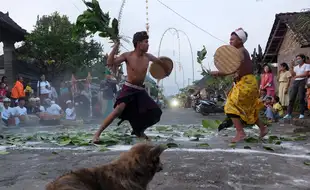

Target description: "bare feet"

left=92, top=133, right=100, bottom=144
left=231, top=132, right=246, bottom=143
left=259, top=125, right=269, bottom=138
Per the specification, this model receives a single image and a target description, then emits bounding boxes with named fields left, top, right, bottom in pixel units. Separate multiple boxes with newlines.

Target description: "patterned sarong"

left=224, top=74, right=264, bottom=125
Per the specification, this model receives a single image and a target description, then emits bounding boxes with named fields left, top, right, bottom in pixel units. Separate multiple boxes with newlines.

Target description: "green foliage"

left=74, top=0, right=119, bottom=42
left=18, top=12, right=104, bottom=77
left=196, top=46, right=233, bottom=94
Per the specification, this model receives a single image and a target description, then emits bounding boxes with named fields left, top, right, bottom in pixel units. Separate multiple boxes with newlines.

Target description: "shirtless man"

left=93, top=31, right=169, bottom=143
left=210, top=28, right=268, bottom=142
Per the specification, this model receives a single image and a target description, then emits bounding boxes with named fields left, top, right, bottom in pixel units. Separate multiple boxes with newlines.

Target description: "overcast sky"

left=1, top=0, right=309, bottom=95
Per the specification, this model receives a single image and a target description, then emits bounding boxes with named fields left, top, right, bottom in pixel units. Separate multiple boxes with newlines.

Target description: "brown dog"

left=46, top=143, right=167, bottom=190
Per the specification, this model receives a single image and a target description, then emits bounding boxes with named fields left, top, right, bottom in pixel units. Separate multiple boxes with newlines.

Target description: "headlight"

left=170, top=99, right=179, bottom=107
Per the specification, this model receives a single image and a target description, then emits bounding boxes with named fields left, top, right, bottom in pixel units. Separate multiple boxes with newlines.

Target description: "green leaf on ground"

left=202, top=119, right=221, bottom=129
left=229, top=143, right=236, bottom=148
left=293, top=134, right=307, bottom=141
left=304, top=161, right=310, bottom=166
left=268, top=135, right=280, bottom=143
left=39, top=172, right=48, bottom=175
left=58, top=139, right=72, bottom=146
left=156, top=126, right=173, bottom=132
left=274, top=141, right=282, bottom=145
left=198, top=143, right=210, bottom=148
left=166, top=143, right=178, bottom=148
left=280, top=136, right=293, bottom=141
left=263, top=146, right=274, bottom=151
left=97, top=145, right=110, bottom=152
left=0, top=150, right=9, bottom=155
left=244, top=137, right=259, bottom=143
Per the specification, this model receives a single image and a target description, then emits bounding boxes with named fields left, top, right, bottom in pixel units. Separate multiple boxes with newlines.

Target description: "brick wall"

left=278, top=29, right=310, bottom=64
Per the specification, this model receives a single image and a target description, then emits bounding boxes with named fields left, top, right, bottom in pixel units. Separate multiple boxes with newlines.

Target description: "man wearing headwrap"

left=210, top=28, right=268, bottom=143
left=93, top=31, right=170, bottom=143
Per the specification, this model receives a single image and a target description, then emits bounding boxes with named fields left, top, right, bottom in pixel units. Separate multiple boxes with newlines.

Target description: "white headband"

left=234, top=28, right=247, bottom=44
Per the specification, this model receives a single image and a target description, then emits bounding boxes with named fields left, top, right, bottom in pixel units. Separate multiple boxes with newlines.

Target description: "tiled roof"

left=263, top=11, right=310, bottom=63
left=0, top=11, right=27, bottom=35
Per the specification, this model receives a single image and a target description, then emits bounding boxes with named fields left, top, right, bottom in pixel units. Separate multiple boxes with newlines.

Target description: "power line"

left=156, top=0, right=227, bottom=44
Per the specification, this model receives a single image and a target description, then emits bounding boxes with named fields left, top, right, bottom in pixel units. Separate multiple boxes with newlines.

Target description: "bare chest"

left=127, top=56, right=149, bottom=72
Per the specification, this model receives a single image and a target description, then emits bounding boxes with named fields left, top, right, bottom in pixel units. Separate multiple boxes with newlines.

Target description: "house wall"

left=278, top=29, right=310, bottom=64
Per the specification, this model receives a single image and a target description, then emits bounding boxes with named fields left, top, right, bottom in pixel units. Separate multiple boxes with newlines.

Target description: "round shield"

left=214, top=45, right=243, bottom=74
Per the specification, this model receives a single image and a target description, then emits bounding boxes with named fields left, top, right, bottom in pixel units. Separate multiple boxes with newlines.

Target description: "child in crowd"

left=24, top=82, right=33, bottom=97
left=264, top=97, right=274, bottom=122
left=264, top=96, right=284, bottom=122
left=65, top=100, right=76, bottom=120
left=259, top=89, right=267, bottom=102
left=272, top=96, right=284, bottom=120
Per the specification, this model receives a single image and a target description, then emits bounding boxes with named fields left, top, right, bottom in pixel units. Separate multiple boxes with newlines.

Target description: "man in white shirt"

left=65, top=100, right=76, bottom=120
left=14, top=98, right=28, bottom=125
left=284, top=54, right=310, bottom=119
left=1, top=98, right=14, bottom=126
left=46, top=99, right=63, bottom=119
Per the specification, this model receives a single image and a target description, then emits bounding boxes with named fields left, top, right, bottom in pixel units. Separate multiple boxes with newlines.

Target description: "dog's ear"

left=149, top=144, right=167, bottom=157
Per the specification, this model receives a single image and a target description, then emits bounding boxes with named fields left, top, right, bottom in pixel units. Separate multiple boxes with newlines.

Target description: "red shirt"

left=0, top=89, right=7, bottom=102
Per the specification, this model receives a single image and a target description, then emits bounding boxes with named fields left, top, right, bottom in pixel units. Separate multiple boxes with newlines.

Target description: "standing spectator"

left=49, top=82, right=58, bottom=102
left=11, top=75, right=25, bottom=106
left=284, top=54, right=310, bottom=119
left=1, top=76, right=8, bottom=89
left=0, top=82, right=7, bottom=113
left=260, top=64, right=275, bottom=96
left=277, top=62, right=291, bottom=109
left=37, top=74, right=51, bottom=103
left=59, top=81, right=70, bottom=109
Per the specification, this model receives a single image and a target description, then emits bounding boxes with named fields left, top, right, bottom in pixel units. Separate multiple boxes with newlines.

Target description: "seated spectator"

left=65, top=100, right=76, bottom=120
left=14, top=98, right=28, bottom=126
left=264, top=96, right=284, bottom=122
left=272, top=96, right=284, bottom=120
left=1, top=98, right=14, bottom=126
left=46, top=99, right=63, bottom=119
left=259, top=89, right=267, bottom=102
left=264, top=97, right=274, bottom=122
left=32, top=97, right=46, bottom=117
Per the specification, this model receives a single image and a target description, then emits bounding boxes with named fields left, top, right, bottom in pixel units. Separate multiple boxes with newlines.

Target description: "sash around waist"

left=124, top=81, right=145, bottom=90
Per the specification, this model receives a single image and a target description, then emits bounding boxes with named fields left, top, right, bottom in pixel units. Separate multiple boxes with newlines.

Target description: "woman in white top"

left=37, top=74, right=51, bottom=103
left=283, top=54, right=310, bottom=119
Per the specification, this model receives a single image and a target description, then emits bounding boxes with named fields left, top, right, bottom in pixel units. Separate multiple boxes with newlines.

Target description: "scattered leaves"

left=263, top=146, right=274, bottom=151
left=0, top=150, right=9, bottom=155
left=198, top=143, right=210, bottom=148
left=166, top=143, right=178, bottom=148
left=229, top=143, right=236, bottom=148
left=244, top=137, right=259, bottom=143
left=304, top=161, right=310, bottom=166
